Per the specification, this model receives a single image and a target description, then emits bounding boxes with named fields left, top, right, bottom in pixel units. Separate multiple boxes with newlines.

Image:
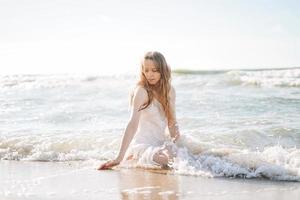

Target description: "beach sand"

left=0, top=161, right=299, bottom=200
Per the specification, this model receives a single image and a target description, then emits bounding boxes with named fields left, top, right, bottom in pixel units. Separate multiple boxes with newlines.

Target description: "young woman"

left=98, top=51, right=180, bottom=170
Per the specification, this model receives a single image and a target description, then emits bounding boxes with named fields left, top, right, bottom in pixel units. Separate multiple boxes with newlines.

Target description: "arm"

left=168, top=86, right=180, bottom=143
left=98, top=86, right=148, bottom=170
left=115, top=87, right=148, bottom=161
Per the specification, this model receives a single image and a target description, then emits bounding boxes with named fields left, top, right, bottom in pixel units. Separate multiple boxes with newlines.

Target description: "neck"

left=149, top=82, right=160, bottom=90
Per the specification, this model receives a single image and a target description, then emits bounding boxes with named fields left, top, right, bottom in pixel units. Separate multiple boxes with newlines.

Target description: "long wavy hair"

left=131, top=51, right=174, bottom=124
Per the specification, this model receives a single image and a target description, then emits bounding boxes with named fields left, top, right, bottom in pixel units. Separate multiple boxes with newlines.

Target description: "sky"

left=0, top=0, right=300, bottom=75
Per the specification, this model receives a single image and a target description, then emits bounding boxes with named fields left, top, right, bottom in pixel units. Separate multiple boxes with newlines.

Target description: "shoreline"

left=0, top=160, right=299, bottom=200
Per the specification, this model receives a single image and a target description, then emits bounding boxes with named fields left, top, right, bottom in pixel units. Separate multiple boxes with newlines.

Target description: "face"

left=143, top=59, right=161, bottom=86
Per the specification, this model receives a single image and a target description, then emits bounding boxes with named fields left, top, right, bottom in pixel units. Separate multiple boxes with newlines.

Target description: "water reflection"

left=118, top=169, right=180, bottom=200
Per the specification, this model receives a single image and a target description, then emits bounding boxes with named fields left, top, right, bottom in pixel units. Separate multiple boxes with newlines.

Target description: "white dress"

left=125, top=97, right=172, bottom=167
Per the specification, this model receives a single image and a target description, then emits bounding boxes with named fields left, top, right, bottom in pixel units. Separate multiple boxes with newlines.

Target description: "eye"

left=152, top=69, right=158, bottom=72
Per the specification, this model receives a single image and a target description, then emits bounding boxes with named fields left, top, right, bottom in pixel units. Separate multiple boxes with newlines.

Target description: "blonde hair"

left=131, top=51, right=174, bottom=124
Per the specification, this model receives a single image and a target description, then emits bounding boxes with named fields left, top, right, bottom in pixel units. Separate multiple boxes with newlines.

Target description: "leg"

left=153, top=149, right=169, bottom=166
left=153, top=146, right=175, bottom=168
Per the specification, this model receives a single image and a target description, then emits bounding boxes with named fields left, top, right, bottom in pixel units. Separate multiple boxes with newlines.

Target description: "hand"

left=97, top=159, right=120, bottom=170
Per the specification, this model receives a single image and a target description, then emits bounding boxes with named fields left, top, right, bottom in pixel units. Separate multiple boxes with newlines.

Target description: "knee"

left=153, top=151, right=169, bottom=166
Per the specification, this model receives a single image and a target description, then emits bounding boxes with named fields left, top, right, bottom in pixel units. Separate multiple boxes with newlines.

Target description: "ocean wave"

left=172, top=67, right=300, bottom=87
left=1, top=134, right=299, bottom=181
left=173, top=69, right=228, bottom=75
left=0, top=74, right=82, bottom=90
left=0, top=134, right=120, bottom=162
left=1, top=68, right=299, bottom=89
left=173, top=67, right=300, bottom=75
left=173, top=145, right=300, bottom=181
left=226, top=68, right=300, bottom=87
left=173, top=135, right=300, bottom=181
left=120, top=135, right=300, bottom=181
left=0, top=74, right=135, bottom=90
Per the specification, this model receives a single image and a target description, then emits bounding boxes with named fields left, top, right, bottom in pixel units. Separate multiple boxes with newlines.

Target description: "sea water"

left=0, top=67, right=299, bottom=181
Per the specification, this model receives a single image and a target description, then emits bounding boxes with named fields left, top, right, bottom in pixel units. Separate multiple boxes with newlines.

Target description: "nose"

left=146, top=71, right=154, bottom=77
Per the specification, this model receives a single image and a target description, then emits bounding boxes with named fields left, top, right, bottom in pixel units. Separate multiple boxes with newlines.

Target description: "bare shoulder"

left=133, top=85, right=148, bottom=102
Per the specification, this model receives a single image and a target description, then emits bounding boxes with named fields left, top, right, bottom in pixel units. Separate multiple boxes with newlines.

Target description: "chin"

left=148, top=81, right=155, bottom=84
left=149, top=82, right=159, bottom=86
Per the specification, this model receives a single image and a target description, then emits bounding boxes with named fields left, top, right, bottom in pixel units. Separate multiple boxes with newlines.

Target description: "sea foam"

left=226, top=68, right=300, bottom=87
left=0, top=133, right=299, bottom=181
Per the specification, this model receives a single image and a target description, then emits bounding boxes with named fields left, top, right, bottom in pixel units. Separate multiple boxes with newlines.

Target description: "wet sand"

left=0, top=161, right=299, bottom=200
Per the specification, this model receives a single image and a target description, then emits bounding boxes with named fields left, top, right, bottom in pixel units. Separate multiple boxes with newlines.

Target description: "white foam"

left=1, top=133, right=299, bottom=181
left=171, top=139, right=300, bottom=181
left=0, top=134, right=120, bottom=161
left=226, top=68, right=300, bottom=87
left=0, top=74, right=135, bottom=91
left=120, top=135, right=300, bottom=181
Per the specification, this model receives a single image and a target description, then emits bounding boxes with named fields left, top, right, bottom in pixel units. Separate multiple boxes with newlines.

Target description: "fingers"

left=97, top=160, right=119, bottom=170
left=97, top=161, right=111, bottom=170
left=97, top=163, right=109, bottom=170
